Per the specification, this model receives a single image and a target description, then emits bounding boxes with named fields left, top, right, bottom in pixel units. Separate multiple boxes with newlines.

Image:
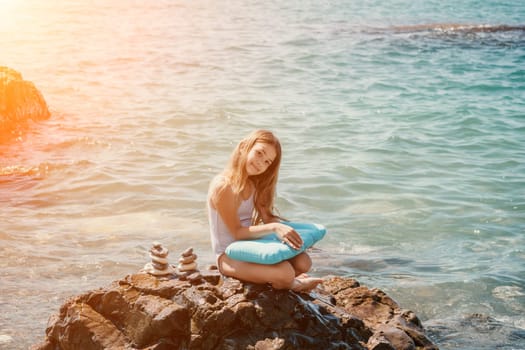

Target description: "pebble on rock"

left=143, top=241, right=175, bottom=276
left=177, top=247, right=198, bottom=272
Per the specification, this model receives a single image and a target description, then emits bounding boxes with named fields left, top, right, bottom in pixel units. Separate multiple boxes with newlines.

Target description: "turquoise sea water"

left=1, top=1, right=524, bottom=349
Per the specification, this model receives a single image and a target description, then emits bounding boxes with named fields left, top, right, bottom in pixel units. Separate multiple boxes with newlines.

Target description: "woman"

left=207, top=129, right=323, bottom=291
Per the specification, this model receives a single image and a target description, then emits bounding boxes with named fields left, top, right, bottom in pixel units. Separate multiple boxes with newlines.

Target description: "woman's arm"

left=212, top=185, right=303, bottom=249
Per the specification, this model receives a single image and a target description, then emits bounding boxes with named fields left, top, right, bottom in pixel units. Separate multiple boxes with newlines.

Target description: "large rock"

left=32, top=270, right=438, bottom=350
left=0, top=66, right=50, bottom=140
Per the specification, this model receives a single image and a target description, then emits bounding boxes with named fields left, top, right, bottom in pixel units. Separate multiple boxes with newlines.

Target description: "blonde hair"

left=210, top=129, right=282, bottom=224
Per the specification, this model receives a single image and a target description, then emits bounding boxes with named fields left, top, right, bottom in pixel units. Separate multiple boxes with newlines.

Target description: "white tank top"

left=208, top=192, right=254, bottom=259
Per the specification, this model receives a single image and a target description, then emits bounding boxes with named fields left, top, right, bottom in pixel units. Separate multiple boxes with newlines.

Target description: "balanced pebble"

left=177, top=247, right=198, bottom=272
left=143, top=242, right=175, bottom=276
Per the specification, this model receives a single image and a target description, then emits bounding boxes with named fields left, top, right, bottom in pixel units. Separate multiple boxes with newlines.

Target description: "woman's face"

left=245, top=142, right=277, bottom=176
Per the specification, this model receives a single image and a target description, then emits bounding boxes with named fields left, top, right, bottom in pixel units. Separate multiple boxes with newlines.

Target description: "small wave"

left=493, top=285, right=525, bottom=299
left=390, top=24, right=525, bottom=34
left=365, top=23, right=525, bottom=47
left=0, top=160, right=91, bottom=179
left=426, top=313, right=525, bottom=349
left=0, top=232, right=14, bottom=240
left=40, top=136, right=112, bottom=154
left=1, top=165, right=34, bottom=177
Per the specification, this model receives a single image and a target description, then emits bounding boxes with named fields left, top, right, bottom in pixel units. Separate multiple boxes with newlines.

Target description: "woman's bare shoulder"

left=209, top=176, right=235, bottom=206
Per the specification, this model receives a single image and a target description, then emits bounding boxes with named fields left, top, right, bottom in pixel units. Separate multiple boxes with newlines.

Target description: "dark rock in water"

left=32, top=271, right=438, bottom=350
left=0, top=66, right=50, bottom=141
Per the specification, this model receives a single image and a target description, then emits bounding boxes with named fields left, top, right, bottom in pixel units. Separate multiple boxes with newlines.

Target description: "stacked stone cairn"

left=143, top=242, right=175, bottom=276
left=177, top=247, right=198, bottom=272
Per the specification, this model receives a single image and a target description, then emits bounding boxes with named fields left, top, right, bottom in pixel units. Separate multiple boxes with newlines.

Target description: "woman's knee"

left=290, top=253, right=312, bottom=275
left=268, top=262, right=296, bottom=289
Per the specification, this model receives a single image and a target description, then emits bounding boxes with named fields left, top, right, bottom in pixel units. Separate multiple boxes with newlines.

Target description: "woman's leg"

left=289, top=252, right=312, bottom=276
left=219, top=254, right=295, bottom=289
left=219, top=253, right=323, bottom=292
left=288, top=252, right=323, bottom=291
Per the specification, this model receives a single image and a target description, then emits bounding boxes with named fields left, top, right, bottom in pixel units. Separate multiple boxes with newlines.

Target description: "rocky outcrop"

left=32, top=270, right=438, bottom=350
left=0, top=66, right=50, bottom=141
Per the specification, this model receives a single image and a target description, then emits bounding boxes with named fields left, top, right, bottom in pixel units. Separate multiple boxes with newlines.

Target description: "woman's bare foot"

left=291, top=276, right=323, bottom=292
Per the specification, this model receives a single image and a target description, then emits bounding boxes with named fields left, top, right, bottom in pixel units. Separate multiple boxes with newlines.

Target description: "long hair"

left=210, top=129, right=282, bottom=224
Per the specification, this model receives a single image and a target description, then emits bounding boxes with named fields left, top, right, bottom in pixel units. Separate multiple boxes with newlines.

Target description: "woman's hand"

left=273, top=223, right=303, bottom=250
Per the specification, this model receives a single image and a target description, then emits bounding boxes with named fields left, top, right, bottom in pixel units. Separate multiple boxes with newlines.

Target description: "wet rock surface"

left=33, top=271, right=438, bottom=350
left=0, top=66, right=50, bottom=141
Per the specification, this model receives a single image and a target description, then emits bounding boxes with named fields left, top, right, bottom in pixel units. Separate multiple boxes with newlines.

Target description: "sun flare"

left=0, top=0, right=15, bottom=8
left=0, top=0, right=17, bottom=25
